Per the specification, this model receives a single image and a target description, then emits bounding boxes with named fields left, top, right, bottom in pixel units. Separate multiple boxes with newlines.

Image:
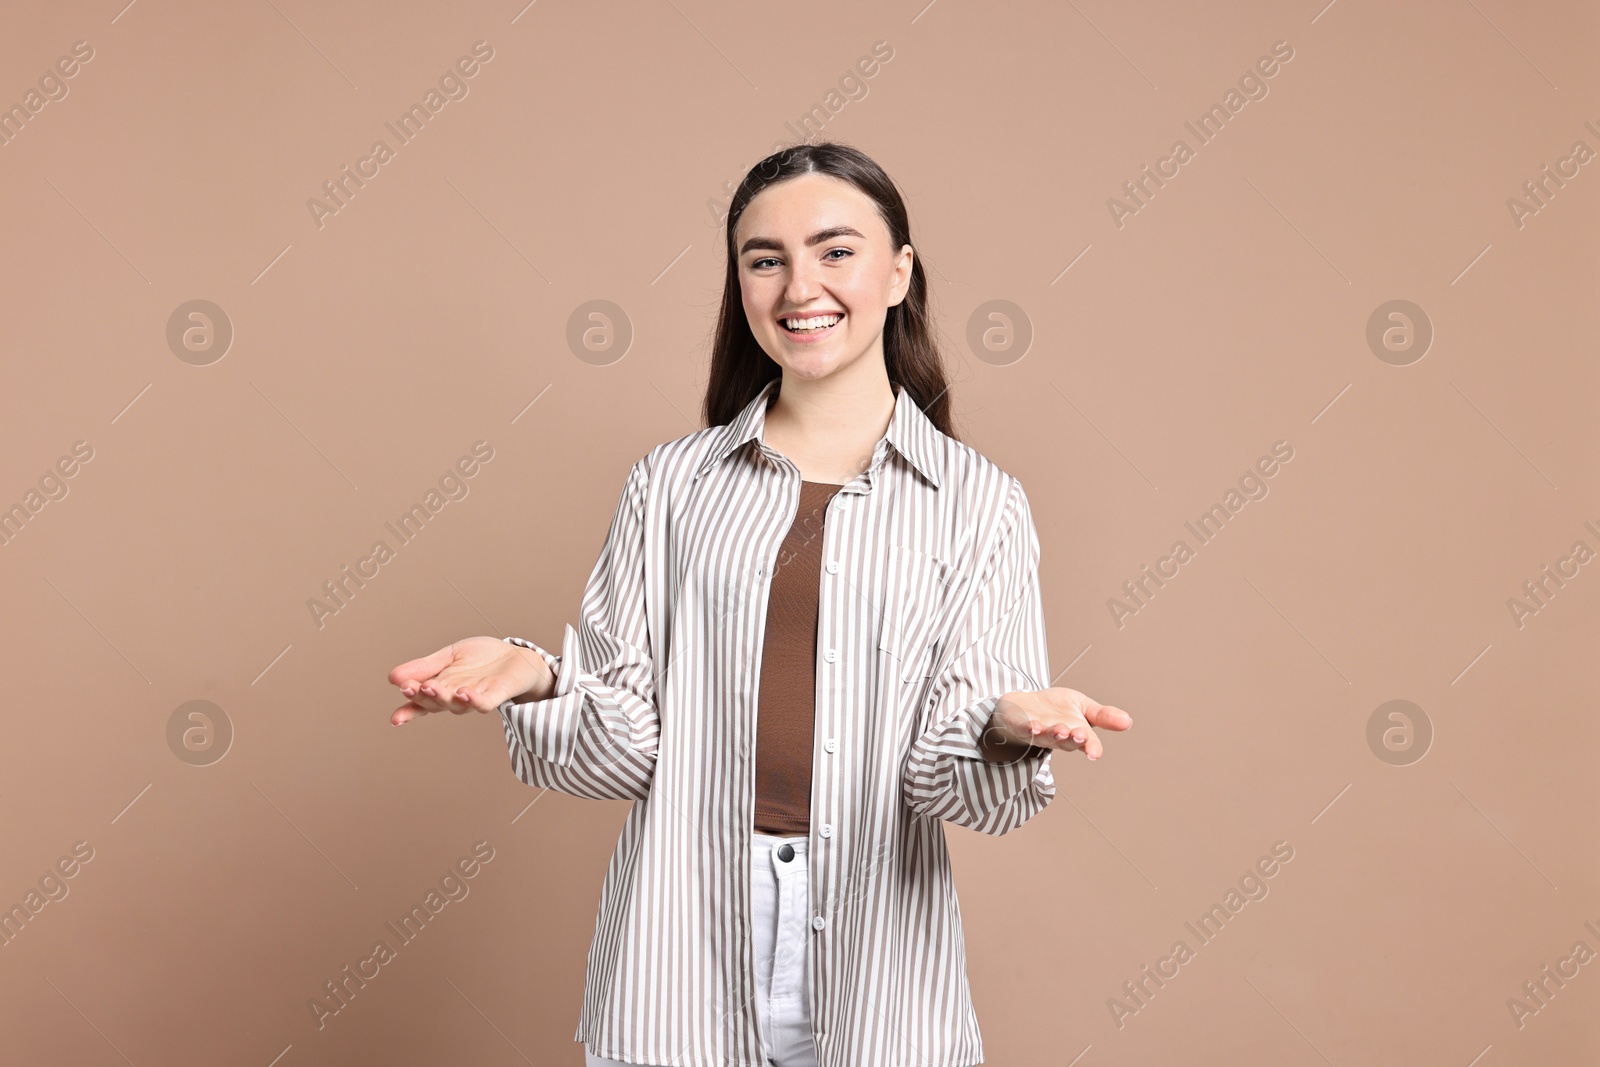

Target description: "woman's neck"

left=762, top=374, right=896, bottom=485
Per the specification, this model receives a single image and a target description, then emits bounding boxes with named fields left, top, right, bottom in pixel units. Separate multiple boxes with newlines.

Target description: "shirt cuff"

left=498, top=625, right=587, bottom=766
left=973, top=700, right=1052, bottom=764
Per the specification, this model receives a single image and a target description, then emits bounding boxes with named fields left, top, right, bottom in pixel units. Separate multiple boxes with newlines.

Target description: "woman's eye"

left=750, top=248, right=852, bottom=270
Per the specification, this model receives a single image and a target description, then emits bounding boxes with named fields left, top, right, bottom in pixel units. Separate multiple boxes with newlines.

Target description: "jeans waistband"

left=751, top=831, right=808, bottom=853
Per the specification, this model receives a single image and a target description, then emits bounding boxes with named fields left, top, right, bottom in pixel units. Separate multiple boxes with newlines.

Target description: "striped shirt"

left=498, top=377, right=1055, bottom=1067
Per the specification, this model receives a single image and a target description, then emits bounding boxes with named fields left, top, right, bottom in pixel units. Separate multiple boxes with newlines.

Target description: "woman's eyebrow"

left=739, top=225, right=865, bottom=256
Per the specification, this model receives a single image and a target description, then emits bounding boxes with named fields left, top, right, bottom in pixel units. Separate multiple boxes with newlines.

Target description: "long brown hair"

left=700, top=141, right=958, bottom=440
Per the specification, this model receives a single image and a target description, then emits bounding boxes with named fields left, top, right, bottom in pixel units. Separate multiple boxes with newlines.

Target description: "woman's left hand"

left=986, top=687, right=1133, bottom=760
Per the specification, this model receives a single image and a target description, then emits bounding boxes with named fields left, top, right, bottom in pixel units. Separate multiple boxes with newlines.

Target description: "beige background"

left=1, top=0, right=1595, bottom=1064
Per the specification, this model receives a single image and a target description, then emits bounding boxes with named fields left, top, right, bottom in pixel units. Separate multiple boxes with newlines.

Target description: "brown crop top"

left=751, top=479, right=1041, bottom=835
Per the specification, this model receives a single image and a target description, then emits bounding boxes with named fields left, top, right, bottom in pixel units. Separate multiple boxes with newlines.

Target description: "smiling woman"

left=709, top=156, right=945, bottom=485
left=387, top=141, right=1133, bottom=1067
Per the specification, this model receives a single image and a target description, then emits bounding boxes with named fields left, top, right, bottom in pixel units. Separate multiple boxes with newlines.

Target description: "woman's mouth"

left=779, top=312, right=844, bottom=340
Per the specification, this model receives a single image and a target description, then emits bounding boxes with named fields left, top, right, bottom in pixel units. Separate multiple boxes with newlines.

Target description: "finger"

left=1084, top=730, right=1103, bottom=760
left=427, top=675, right=511, bottom=714
left=389, top=645, right=457, bottom=690
left=419, top=681, right=465, bottom=708
left=1048, top=720, right=1096, bottom=756
left=443, top=675, right=514, bottom=713
left=1026, top=722, right=1070, bottom=752
left=1084, top=702, right=1133, bottom=731
left=1045, top=717, right=1087, bottom=748
left=402, top=683, right=457, bottom=714
left=396, top=670, right=460, bottom=713
left=1049, top=723, right=1088, bottom=748
left=391, top=701, right=435, bottom=726
left=416, top=671, right=505, bottom=713
left=1063, top=722, right=1103, bottom=759
left=1017, top=718, right=1058, bottom=751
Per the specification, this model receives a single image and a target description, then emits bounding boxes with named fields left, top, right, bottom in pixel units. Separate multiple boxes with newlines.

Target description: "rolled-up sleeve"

left=498, top=457, right=659, bottom=801
left=902, top=477, right=1055, bottom=836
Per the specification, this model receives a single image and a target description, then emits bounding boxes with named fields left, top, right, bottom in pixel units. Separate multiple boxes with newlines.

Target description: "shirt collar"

left=693, top=378, right=944, bottom=489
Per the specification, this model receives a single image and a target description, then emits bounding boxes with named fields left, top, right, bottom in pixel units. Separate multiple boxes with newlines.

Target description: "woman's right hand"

left=387, top=636, right=553, bottom=726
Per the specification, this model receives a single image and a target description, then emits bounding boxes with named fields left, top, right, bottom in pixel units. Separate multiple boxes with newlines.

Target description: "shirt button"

left=820, top=824, right=833, bottom=838
left=824, top=648, right=836, bottom=663
left=836, top=500, right=850, bottom=511
left=826, top=561, right=839, bottom=574
left=823, top=738, right=837, bottom=753
left=812, top=916, right=827, bottom=931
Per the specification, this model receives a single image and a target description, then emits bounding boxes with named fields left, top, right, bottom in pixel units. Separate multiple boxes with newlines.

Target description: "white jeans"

left=586, top=831, right=818, bottom=1067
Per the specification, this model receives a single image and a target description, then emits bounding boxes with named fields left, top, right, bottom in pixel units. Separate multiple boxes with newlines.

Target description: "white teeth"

left=784, top=314, right=842, bottom=331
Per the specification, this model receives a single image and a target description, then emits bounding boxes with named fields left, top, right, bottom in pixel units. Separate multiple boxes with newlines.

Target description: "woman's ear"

left=888, top=243, right=915, bottom=306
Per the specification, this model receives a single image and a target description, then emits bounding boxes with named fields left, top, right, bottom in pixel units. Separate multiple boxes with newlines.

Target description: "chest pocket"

left=877, top=543, right=972, bottom=684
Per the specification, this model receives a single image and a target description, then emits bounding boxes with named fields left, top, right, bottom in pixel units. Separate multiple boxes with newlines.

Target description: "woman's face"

left=734, top=172, right=913, bottom=384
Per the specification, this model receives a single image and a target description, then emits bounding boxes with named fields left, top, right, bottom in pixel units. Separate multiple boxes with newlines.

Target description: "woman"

left=388, top=142, right=1132, bottom=1067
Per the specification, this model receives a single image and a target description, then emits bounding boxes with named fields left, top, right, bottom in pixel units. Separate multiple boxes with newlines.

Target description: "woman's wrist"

left=504, top=643, right=558, bottom=704
left=980, top=703, right=1048, bottom=762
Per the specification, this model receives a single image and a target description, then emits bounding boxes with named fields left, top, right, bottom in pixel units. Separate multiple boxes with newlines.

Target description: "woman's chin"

left=777, top=361, right=847, bottom=384
left=767, top=345, right=865, bottom=381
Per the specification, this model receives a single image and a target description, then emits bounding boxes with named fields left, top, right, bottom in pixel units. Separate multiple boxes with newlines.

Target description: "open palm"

left=987, top=687, right=1133, bottom=760
left=387, top=636, right=549, bottom=725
